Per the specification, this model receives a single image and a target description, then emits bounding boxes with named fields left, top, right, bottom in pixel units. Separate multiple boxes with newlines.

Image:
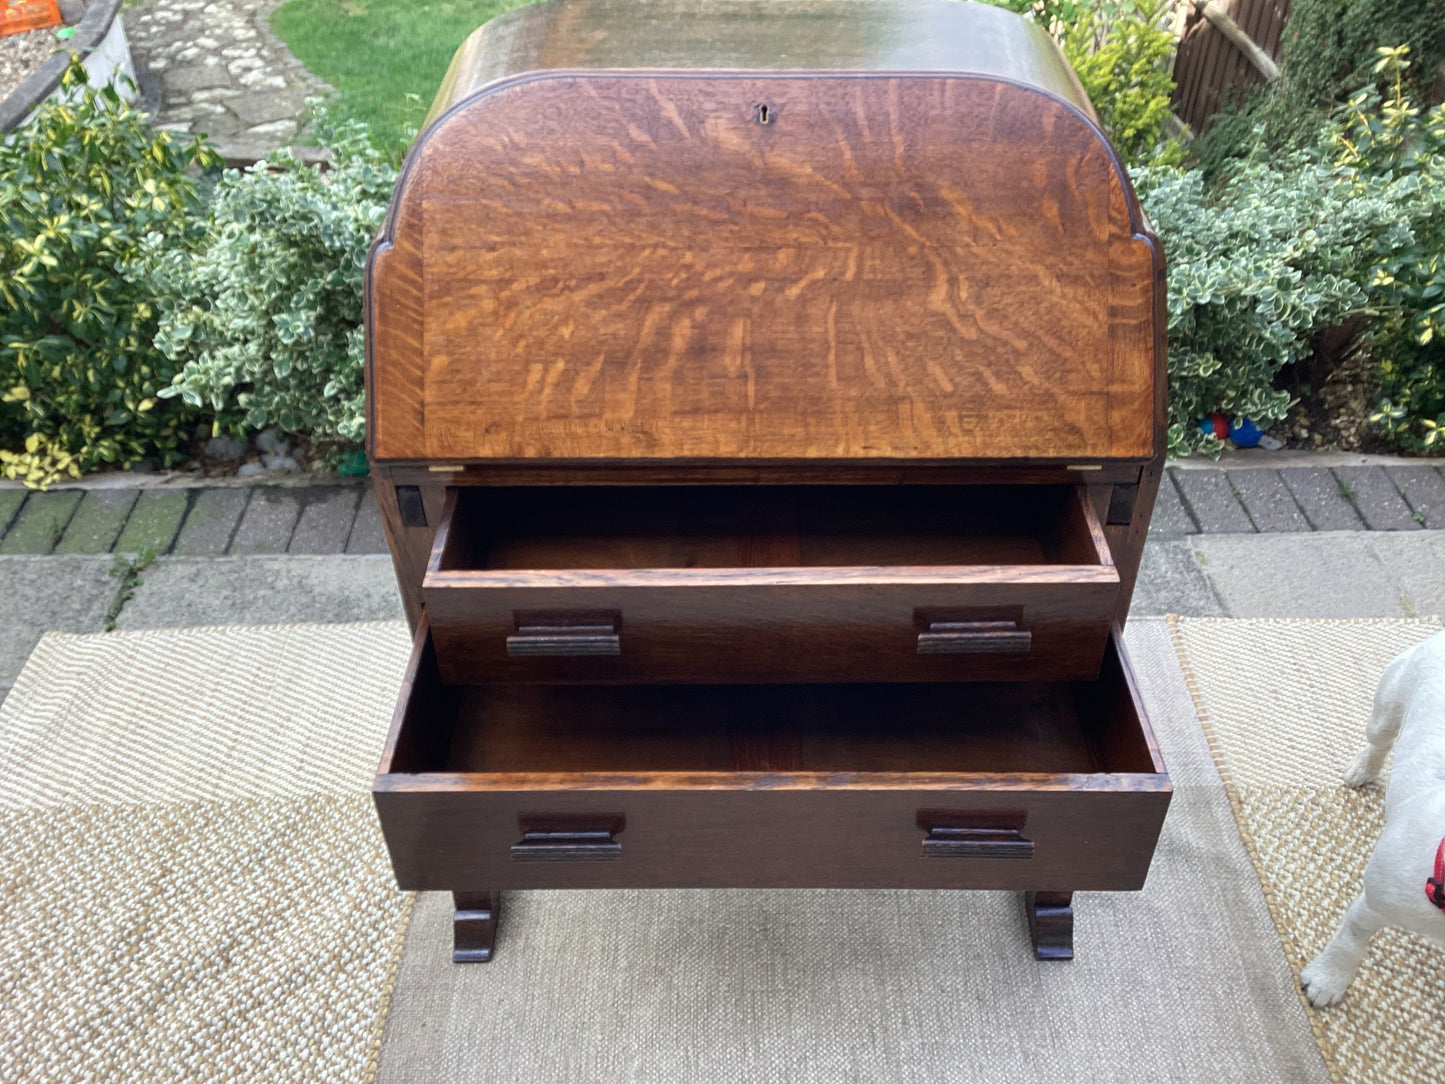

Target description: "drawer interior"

left=431, top=484, right=1111, bottom=573
left=384, top=628, right=1161, bottom=781
left=445, top=683, right=1097, bottom=774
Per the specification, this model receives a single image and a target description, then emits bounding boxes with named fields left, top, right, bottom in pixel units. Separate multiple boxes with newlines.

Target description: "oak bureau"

left=365, top=0, right=1172, bottom=963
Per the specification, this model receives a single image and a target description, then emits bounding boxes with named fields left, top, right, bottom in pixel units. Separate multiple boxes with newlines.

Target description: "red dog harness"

left=1429, top=838, right=1445, bottom=911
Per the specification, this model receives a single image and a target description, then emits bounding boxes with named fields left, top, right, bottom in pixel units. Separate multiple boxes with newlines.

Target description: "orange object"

left=1, top=0, right=63, bottom=37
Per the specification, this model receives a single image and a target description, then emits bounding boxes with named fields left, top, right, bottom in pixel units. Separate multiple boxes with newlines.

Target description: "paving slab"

left=0, top=556, right=119, bottom=695
left=346, top=488, right=389, bottom=554
left=1332, top=465, right=1421, bottom=531
left=288, top=487, right=361, bottom=554
left=1130, top=538, right=1227, bottom=617
left=54, top=489, right=140, bottom=554
left=0, top=491, right=83, bottom=554
left=0, top=490, right=26, bottom=538
left=114, top=490, right=191, bottom=555
left=1148, top=472, right=1197, bottom=537
left=1191, top=532, right=1405, bottom=618
left=1223, top=470, right=1310, bottom=533
left=1278, top=468, right=1364, bottom=531
left=1367, top=533, right=1445, bottom=618
left=1171, top=469, right=1255, bottom=534
left=228, top=487, right=301, bottom=555
left=116, top=555, right=405, bottom=629
left=173, top=488, right=250, bottom=556
left=1384, top=465, right=1445, bottom=529
left=126, top=0, right=329, bottom=162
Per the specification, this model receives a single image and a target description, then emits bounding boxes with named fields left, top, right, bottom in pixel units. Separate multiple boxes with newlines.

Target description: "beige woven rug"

left=0, top=623, right=415, bottom=1082
left=1171, top=616, right=1445, bottom=1084
left=375, top=619, right=1331, bottom=1084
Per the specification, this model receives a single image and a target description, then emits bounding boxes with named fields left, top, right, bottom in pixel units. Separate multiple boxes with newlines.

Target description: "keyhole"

left=754, top=102, right=773, bottom=125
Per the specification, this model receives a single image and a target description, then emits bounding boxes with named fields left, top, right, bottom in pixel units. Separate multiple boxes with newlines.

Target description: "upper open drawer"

left=421, top=483, right=1118, bottom=685
left=366, top=2, right=1163, bottom=465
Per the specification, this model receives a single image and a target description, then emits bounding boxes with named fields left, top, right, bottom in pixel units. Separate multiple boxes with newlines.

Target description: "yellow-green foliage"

left=989, top=0, right=1182, bottom=167
left=1341, top=48, right=1445, bottom=452
left=0, top=61, right=216, bottom=487
left=1061, top=0, right=1182, bottom=167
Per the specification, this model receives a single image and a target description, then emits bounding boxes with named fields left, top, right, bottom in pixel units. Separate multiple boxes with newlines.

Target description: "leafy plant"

left=1337, top=47, right=1445, bottom=452
left=155, top=113, right=397, bottom=453
left=1060, top=0, right=1183, bottom=166
left=1134, top=157, right=1398, bottom=455
left=988, top=0, right=1182, bottom=167
left=0, top=59, right=217, bottom=486
left=1191, top=0, right=1445, bottom=176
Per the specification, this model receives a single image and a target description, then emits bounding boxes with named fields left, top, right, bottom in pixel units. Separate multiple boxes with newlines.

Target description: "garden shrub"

left=1135, top=157, right=1396, bottom=456
left=1139, top=45, right=1445, bottom=457
left=1059, top=0, right=1183, bottom=167
left=155, top=117, right=397, bottom=452
left=0, top=60, right=216, bottom=486
left=1193, top=0, right=1445, bottom=176
left=989, top=0, right=1182, bottom=167
left=1338, top=48, right=1445, bottom=452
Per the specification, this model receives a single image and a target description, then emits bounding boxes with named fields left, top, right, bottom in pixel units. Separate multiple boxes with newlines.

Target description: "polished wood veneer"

left=365, top=0, right=1170, bottom=965
left=366, top=0, right=1162, bottom=466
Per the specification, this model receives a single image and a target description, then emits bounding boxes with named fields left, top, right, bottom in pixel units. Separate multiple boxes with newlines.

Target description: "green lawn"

left=271, top=0, right=537, bottom=155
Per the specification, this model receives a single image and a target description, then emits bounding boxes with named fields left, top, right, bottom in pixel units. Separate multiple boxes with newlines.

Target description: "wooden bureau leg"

left=453, top=891, right=501, bottom=963
left=1025, top=891, right=1074, bottom=960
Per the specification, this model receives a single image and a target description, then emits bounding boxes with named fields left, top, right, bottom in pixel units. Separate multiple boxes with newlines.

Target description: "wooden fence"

left=1171, top=0, right=1291, bottom=135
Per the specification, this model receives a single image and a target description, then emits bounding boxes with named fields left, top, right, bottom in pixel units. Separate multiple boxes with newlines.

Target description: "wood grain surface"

left=368, top=72, right=1160, bottom=463
left=419, top=482, right=1120, bottom=683
left=426, top=0, right=1093, bottom=128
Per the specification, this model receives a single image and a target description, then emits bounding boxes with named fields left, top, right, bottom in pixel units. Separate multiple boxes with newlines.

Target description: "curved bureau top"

left=423, top=0, right=1096, bottom=128
left=366, top=0, right=1163, bottom=465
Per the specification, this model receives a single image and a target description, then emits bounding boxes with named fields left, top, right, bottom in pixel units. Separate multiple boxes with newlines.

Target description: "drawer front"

left=374, top=625, right=1170, bottom=894
left=374, top=783, right=1169, bottom=892
left=422, top=484, right=1120, bottom=684
left=424, top=575, right=1117, bottom=684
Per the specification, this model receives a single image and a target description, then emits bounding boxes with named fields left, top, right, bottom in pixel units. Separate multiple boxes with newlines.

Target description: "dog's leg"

left=1342, top=648, right=1416, bottom=787
left=1301, top=893, right=1387, bottom=1006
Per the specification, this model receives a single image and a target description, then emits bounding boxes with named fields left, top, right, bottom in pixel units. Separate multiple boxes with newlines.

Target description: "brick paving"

left=1171, top=469, right=1256, bottom=534
left=1278, top=468, right=1366, bottom=532
left=1144, top=465, right=1445, bottom=538
left=0, top=466, right=1442, bottom=556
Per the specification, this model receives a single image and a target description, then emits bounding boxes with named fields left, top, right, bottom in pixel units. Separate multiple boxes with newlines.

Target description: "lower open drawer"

left=373, top=622, right=1171, bottom=891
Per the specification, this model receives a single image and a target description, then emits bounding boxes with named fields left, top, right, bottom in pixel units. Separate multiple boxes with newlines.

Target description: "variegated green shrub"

left=155, top=119, right=396, bottom=452
left=1134, top=159, right=1398, bottom=455
left=1138, top=46, right=1445, bottom=457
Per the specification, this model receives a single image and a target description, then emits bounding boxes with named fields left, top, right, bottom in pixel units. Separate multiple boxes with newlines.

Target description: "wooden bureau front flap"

left=367, top=71, right=1162, bottom=464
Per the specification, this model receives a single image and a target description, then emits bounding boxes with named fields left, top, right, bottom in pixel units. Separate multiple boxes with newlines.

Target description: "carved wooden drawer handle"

left=511, top=815, right=624, bottom=861
left=921, top=826, right=1035, bottom=859
left=507, top=612, right=621, bottom=657
left=916, top=620, right=1032, bottom=655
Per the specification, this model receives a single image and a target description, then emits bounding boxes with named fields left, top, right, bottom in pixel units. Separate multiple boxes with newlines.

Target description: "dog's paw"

left=1301, top=958, right=1353, bottom=1007
left=1341, top=749, right=1380, bottom=788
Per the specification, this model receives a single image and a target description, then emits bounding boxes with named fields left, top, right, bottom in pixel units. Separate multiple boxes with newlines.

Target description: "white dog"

left=1301, top=629, right=1445, bottom=1007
